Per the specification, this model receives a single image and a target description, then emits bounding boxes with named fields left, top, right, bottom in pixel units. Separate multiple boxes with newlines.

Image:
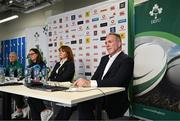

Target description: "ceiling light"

left=0, top=15, right=19, bottom=24
left=9, top=0, right=13, bottom=4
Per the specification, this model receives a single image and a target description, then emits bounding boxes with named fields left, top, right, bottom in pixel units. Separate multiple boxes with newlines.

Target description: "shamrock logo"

left=149, top=4, right=163, bottom=19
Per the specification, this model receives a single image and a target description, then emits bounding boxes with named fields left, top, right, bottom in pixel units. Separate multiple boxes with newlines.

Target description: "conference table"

left=0, top=81, right=125, bottom=120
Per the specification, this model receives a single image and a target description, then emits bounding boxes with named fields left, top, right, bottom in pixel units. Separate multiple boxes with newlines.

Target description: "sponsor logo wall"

left=47, top=0, right=129, bottom=79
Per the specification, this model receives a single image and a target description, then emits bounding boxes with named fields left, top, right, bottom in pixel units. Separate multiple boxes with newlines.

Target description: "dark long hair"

left=29, top=48, right=43, bottom=65
left=59, top=45, right=74, bottom=61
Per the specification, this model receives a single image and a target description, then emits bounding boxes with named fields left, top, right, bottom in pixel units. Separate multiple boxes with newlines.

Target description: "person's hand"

left=73, top=78, right=91, bottom=87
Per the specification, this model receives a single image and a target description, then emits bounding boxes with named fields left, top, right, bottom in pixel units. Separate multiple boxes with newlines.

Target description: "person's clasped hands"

left=73, top=78, right=91, bottom=87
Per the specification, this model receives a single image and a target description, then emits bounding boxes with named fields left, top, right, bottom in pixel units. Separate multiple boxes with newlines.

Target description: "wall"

left=0, top=0, right=106, bottom=40
left=0, top=0, right=144, bottom=40
left=0, top=0, right=64, bottom=40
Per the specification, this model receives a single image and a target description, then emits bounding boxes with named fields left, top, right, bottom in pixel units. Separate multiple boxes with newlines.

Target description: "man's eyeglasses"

left=28, top=53, right=36, bottom=56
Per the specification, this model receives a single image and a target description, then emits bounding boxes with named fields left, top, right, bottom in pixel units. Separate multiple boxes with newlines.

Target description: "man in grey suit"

left=73, top=32, right=134, bottom=120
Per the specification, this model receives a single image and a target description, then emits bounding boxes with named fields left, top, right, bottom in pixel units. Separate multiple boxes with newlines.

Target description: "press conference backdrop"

left=47, top=0, right=134, bottom=79
left=25, top=26, right=48, bottom=67
left=133, top=0, right=180, bottom=120
left=0, top=37, right=26, bottom=67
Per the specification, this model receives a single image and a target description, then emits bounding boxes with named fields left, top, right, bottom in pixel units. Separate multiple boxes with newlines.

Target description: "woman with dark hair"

left=49, top=45, right=75, bottom=82
left=27, top=48, right=53, bottom=121
left=49, top=45, right=75, bottom=120
left=28, top=48, right=44, bottom=67
left=28, top=46, right=75, bottom=121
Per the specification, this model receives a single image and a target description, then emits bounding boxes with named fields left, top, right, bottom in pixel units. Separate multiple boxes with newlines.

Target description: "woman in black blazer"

left=48, top=51, right=75, bottom=82
left=49, top=45, right=75, bottom=120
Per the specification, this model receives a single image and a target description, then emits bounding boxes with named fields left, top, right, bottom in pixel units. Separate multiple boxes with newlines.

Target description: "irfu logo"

left=149, top=4, right=163, bottom=24
left=149, top=4, right=163, bottom=19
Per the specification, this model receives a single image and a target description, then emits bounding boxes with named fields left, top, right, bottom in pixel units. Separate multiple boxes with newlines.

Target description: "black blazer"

left=92, top=52, right=134, bottom=118
left=49, top=60, right=75, bottom=82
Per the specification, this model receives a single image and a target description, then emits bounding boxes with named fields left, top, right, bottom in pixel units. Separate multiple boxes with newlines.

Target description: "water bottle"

left=24, top=68, right=31, bottom=84
left=17, top=68, right=23, bottom=78
left=0, top=67, right=5, bottom=83
left=9, top=68, right=15, bottom=80
left=33, top=65, right=41, bottom=82
left=41, top=66, right=47, bottom=85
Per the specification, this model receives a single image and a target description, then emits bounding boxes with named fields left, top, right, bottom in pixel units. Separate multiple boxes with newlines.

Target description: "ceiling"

left=0, top=0, right=59, bottom=14
left=0, top=0, right=145, bottom=14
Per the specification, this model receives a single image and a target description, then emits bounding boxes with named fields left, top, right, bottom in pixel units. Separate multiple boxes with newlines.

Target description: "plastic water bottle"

left=33, top=65, right=41, bottom=82
left=41, top=66, right=47, bottom=85
left=9, top=68, right=15, bottom=80
left=0, top=67, right=5, bottom=83
left=17, top=68, right=23, bottom=79
left=24, top=68, right=31, bottom=84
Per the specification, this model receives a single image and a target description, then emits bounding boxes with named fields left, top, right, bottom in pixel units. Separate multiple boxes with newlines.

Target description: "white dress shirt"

left=90, top=51, right=121, bottom=87
left=56, top=58, right=67, bottom=73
